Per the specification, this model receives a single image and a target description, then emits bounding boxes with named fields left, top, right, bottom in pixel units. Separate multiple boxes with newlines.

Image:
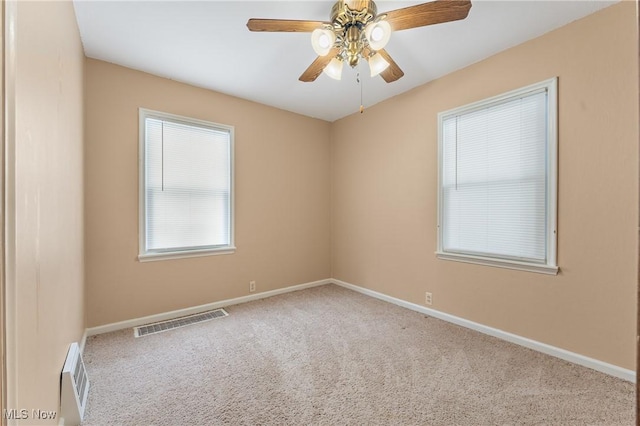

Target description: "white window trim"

left=436, top=78, right=558, bottom=275
left=138, top=108, right=236, bottom=262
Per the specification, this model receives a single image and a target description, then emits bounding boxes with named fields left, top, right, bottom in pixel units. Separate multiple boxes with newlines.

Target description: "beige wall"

left=84, top=60, right=331, bottom=327
left=9, top=0, right=85, bottom=421
left=331, top=2, right=638, bottom=370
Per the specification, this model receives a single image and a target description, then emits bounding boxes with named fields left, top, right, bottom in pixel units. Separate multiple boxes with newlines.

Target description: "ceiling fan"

left=247, top=0, right=472, bottom=83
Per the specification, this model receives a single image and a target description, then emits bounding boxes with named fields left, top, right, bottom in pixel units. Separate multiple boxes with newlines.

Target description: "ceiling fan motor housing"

left=330, top=0, right=377, bottom=24
left=329, top=0, right=380, bottom=67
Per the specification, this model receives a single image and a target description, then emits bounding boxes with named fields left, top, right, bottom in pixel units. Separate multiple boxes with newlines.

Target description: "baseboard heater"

left=60, top=342, right=89, bottom=425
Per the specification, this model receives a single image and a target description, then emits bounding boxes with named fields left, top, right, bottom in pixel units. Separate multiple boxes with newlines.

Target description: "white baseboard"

left=79, top=329, right=88, bottom=354
left=85, top=278, right=331, bottom=337
left=83, top=277, right=635, bottom=383
left=331, top=279, right=636, bottom=383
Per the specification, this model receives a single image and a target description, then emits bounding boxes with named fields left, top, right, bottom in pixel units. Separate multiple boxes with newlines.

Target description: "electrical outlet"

left=249, top=281, right=256, bottom=292
left=425, top=292, right=433, bottom=306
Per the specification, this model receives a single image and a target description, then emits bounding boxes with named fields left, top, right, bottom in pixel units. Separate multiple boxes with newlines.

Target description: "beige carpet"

left=82, top=284, right=634, bottom=425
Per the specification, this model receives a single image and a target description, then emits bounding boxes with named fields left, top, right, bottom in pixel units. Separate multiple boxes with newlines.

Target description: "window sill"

left=139, top=247, right=236, bottom=262
left=436, top=252, right=558, bottom=275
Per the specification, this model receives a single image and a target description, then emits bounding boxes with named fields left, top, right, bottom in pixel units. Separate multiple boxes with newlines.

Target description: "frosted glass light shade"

left=368, top=52, right=390, bottom=77
left=311, top=28, right=336, bottom=56
left=364, top=20, right=391, bottom=51
left=323, top=57, right=343, bottom=80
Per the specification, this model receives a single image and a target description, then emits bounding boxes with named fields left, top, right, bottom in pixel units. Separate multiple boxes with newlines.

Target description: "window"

left=139, top=109, right=234, bottom=261
left=436, top=78, right=557, bottom=274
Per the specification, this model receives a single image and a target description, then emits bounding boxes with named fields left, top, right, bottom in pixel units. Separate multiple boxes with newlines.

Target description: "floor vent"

left=134, top=308, right=228, bottom=337
left=61, top=342, right=89, bottom=425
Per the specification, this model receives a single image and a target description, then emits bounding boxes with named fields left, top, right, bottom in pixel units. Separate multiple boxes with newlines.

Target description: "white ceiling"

left=73, top=0, right=617, bottom=122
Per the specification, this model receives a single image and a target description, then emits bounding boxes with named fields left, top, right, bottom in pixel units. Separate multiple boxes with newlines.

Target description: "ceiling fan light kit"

left=364, top=20, right=391, bottom=51
left=368, top=52, right=390, bottom=77
left=311, top=27, right=336, bottom=56
left=324, top=57, right=344, bottom=80
left=247, top=0, right=472, bottom=83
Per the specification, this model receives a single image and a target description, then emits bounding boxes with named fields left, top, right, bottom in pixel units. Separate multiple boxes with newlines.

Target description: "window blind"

left=441, top=89, right=548, bottom=263
left=144, top=117, right=231, bottom=252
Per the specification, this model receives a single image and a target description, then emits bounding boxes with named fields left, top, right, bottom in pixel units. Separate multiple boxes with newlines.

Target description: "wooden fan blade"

left=299, top=48, right=341, bottom=82
left=384, top=0, right=472, bottom=32
left=377, top=49, right=404, bottom=83
left=247, top=19, right=325, bottom=32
